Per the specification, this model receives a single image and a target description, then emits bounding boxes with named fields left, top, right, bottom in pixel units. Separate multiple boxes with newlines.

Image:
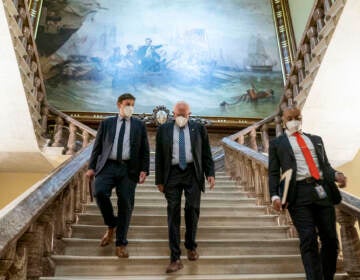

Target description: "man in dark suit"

left=86, top=93, right=150, bottom=258
left=137, top=38, right=163, bottom=72
left=156, top=101, right=215, bottom=273
left=269, top=106, right=347, bottom=280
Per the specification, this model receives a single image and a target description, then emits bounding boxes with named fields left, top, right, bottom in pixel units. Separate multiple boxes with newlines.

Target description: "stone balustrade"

left=47, top=106, right=97, bottom=155
left=0, top=145, right=93, bottom=279
left=229, top=113, right=278, bottom=154
left=282, top=0, right=346, bottom=109
left=2, top=0, right=47, bottom=143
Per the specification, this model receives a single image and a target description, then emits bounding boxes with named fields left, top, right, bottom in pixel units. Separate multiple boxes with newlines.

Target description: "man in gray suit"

left=86, top=93, right=150, bottom=258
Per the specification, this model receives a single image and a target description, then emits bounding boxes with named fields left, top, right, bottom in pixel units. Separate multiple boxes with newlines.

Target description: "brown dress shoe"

left=116, top=245, right=129, bottom=258
left=100, top=227, right=115, bottom=247
left=187, top=249, right=199, bottom=261
left=166, top=260, right=184, bottom=273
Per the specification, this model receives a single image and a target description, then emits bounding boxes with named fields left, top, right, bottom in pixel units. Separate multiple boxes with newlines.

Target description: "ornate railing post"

left=66, top=123, right=78, bottom=155
left=295, top=59, right=305, bottom=84
left=301, top=43, right=312, bottom=74
left=7, top=244, right=27, bottom=280
left=290, top=75, right=299, bottom=98
left=253, top=162, right=264, bottom=205
left=18, top=222, right=45, bottom=279
left=82, top=130, right=90, bottom=148
left=37, top=210, right=56, bottom=277
left=0, top=246, right=17, bottom=279
left=40, top=104, right=48, bottom=137
left=307, top=26, right=318, bottom=51
left=237, top=135, right=244, bottom=145
left=313, top=7, right=325, bottom=35
left=336, top=208, right=360, bottom=279
left=261, top=124, right=269, bottom=153
left=52, top=116, right=64, bottom=147
left=249, top=128, right=258, bottom=151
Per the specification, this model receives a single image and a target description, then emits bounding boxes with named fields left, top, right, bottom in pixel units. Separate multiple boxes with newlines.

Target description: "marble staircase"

left=39, top=171, right=345, bottom=280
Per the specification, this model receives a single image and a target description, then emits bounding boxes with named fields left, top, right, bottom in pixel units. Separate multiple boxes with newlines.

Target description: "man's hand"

left=272, top=198, right=282, bottom=212
left=207, top=176, right=215, bottom=190
left=139, top=171, right=147, bottom=184
left=335, top=172, right=347, bottom=188
left=157, top=184, right=164, bottom=193
left=86, top=169, right=95, bottom=178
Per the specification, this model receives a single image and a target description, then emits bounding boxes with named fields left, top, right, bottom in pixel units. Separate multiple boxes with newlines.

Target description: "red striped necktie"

left=293, top=132, right=320, bottom=180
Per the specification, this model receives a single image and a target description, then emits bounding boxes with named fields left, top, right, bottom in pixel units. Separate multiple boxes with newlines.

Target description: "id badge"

left=315, top=184, right=327, bottom=199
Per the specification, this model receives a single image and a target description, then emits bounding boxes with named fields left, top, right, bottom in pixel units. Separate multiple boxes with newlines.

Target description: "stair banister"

left=0, top=145, right=93, bottom=279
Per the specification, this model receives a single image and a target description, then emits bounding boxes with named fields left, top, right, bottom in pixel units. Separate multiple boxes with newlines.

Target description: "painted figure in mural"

left=155, top=101, right=215, bottom=273
left=124, top=44, right=138, bottom=67
left=268, top=106, right=347, bottom=280
left=137, top=38, right=163, bottom=72
left=86, top=93, right=150, bottom=258
left=44, top=10, right=62, bottom=34
left=219, top=83, right=274, bottom=107
left=108, top=47, right=123, bottom=65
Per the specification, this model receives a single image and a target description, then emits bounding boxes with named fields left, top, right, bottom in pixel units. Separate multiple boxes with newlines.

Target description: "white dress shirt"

left=271, top=130, right=323, bottom=202
left=108, top=116, right=131, bottom=160
left=286, top=130, right=323, bottom=181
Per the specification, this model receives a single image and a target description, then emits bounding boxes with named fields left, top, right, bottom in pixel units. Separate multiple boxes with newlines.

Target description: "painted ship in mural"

left=244, top=36, right=277, bottom=72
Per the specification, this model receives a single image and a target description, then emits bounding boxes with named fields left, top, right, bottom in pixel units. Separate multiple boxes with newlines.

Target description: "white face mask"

left=175, top=116, right=188, bottom=127
left=122, top=106, right=134, bottom=118
left=286, top=120, right=302, bottom=134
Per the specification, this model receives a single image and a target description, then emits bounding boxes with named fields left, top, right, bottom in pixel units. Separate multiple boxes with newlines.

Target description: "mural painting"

left=36, top=0, right=285, bottom=118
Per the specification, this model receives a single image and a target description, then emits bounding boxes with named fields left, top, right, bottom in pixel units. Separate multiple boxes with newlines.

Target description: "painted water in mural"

left=36, top=0, right=284, bottom=117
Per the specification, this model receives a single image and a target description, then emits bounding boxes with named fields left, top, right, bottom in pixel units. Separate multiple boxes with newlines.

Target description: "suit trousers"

left=94, top=160, right=136, bottom=246
left=165, top=163, right=201, bottom=262
left=288, top=182, right=339, bottom=280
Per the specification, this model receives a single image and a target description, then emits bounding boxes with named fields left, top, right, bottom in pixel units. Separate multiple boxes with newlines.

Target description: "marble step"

left=41, top=274, right=347, bottom=280
left=72, top=225, right=290, bottom=240
left=77, top=213, right=278, bottom=227
left=126, top=185, right=248, bottom=192
left=62, top=238, right=299, bottom=256
left=111, top=197, right=257, bottom=207
left=140, top=180, right=236, bottom=185
left=144, top=176, right=230, bottom=180
left=50, top=255, right=304, bottom=276
left=146, top=173, right=229, bottom=178
left=129, top=185, right=243, bottom=191
left=119, top=191, right=249, bottom=199
left=85, top=204, right=267, bottom=216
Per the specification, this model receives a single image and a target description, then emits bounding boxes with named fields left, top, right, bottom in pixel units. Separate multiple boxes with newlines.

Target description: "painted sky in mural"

left=37, top=0, right=284, bottom=117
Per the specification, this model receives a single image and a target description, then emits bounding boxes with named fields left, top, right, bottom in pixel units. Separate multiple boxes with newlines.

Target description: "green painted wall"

left=288, top=0, right=315, bottom=47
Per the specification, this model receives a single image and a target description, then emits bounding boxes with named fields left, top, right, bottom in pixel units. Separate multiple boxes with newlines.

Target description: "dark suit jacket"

left=137, top=45, right=162, bottom=60
left=155, top=121, right=215, bottom=191
left=268, top=133, right=342, bottom=205
left=88, top=116, right=150, bottom=182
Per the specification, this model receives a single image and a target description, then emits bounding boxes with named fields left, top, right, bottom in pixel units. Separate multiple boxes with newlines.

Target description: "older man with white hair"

left=155, top=101, right=215, bottom=273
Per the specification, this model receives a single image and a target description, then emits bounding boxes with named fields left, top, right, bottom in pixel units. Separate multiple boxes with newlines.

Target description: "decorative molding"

left=61, top=111, right=266, bottom=129
left=28, top=0, right=43, bottom=38
left=271, top=0, right=297, bottom=82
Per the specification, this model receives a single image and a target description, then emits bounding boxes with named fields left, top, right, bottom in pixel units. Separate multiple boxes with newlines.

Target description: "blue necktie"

left=117, top=118, right=126, bottom=161
left=179, top=127, right=187, bottom=170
